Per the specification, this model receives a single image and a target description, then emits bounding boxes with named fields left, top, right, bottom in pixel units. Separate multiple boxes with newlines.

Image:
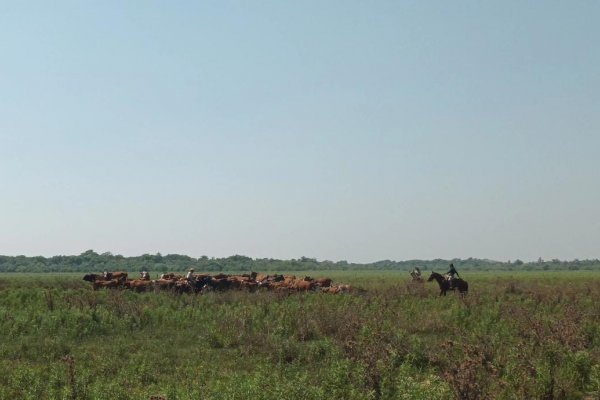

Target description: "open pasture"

left=0, top=271, right=598, bottom=399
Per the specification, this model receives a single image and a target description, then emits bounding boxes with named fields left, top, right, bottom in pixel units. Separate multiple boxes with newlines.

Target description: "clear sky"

left=1, top=1, right=599, bottom=262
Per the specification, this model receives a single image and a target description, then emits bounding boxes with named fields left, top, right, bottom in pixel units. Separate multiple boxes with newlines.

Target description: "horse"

left=427, top=271, right=468, bottom=296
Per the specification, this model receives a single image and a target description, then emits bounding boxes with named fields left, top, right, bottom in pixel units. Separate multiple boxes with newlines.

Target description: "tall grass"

left=0, top=271, right=598, bottom=399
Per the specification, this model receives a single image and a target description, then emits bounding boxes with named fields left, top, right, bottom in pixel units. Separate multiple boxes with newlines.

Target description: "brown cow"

left=259, top=274, right=284, bottom=283
left=236, top=275, right=254, bottom=282
left=338, top=284, right=352, bottom=292
left=92, top=279, right=120, bottom=290
left=105, top=271, right=128, bottom=282
left=174, top=280, right=193, bottom=293
left=125, top=279, right=153, bottom=292
left=153, top=279, right=176, bottom=290
left=225, top=277, right=243, bottom=289
left=314, top=278, right=332, bottom=288
left=159, top=273, right=184, bottom=280
left=206, top=277, right=234, bottom=291
left=83, top=273, right=104, bottom=282
left=274, top=285, right=291, bottom=295
left=292, top=279, right=315, bottom=291
left=239, top=280, right=258, bottom=291
left=322, top=284, right=351, bottom=293
left=232, top=271, right=257, bottom=280
left=266, top=281, right=290, bottom=291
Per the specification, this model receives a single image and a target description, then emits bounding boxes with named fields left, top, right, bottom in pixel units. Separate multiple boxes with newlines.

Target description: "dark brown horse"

left=427, top=271, right=468, bottom=296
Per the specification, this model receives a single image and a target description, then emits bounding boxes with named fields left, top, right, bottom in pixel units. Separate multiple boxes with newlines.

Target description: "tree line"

left=0, top=250, right=599, bottom=273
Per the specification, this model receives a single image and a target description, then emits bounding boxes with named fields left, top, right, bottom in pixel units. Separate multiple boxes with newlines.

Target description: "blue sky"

left=1, top=1, right=599, bottom=262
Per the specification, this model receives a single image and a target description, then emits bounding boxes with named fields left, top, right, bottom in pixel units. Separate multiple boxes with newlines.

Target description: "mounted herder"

left=410, top=267, right=423, bottom=282
left=427, top=264, right=468, bottom=296
left=446, top=263, right=459, bottom=289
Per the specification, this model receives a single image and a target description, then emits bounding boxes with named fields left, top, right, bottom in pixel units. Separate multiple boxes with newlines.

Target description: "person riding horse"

left=186, top=268, right=196, bottom=283
left=446, top=263, right=460, bottom=288
left=427, top=270, right=468, bottom=296
left=410, top=267, right=423, bottom=281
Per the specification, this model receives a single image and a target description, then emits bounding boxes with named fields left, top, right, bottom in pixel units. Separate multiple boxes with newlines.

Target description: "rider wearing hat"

left=411, top=267, right=422, bottom=281
left=186, top=268, right=195, bottom=283
left=446, top=263, right=459, bottom=288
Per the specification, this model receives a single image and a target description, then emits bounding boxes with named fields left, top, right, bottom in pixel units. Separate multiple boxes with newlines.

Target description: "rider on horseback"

left=186, top=268, right=195, bottom=282
left=446, top=263, right=459, bottom=289
left=410, top=267, right=422, bottom=281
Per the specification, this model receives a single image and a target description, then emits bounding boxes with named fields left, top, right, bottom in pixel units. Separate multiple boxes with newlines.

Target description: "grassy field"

left=0, top=271, right=598, bottom=399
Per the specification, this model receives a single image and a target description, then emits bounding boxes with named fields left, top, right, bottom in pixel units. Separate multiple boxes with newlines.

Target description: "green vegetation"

left=0, top=271, right=598, bottom=399
left=1, top=250, right=599, bottom=273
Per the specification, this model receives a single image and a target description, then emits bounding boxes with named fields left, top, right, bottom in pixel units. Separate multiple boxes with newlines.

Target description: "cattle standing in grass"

left=292, top=279, right=314, bottom=291
left=160, top=273, right=183, bottom=280
left=83, top=271, right=351, bottom=295
left=263, top=281, right=286, bottom=290
left=92, top=279, right=120, bottom=290
left=314, top=278, right=332, bottom=288
left=83, top=274, right=104, bottom=283
left=320, top=284, right=352, bottom=294
left=240, top=280, right=258, bottom=291
left=125, top=279, right=153, bottom=292
left=205, top=277, right=233, bottom=291
left=154, top=279, right=176, bottom=291
left=174, top=280, right=193, bottom=293
left=103, top=271, right=128, bottom=282
left=338, top=284, right=352, bottom=292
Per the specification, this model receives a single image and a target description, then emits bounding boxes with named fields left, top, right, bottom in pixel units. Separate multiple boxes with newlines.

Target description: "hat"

left=189, top=268, right=195, bottom=272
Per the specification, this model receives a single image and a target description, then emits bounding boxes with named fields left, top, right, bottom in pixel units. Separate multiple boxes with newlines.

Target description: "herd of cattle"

left=82, top=271, right=353, bottom=294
